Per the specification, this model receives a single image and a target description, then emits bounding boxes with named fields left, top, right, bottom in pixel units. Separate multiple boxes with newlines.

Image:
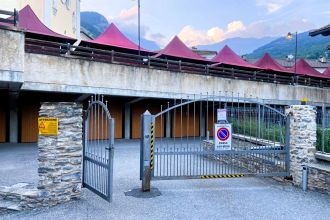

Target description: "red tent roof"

left=154, top=36, right=206, bottom=61
left=254, top=53, right=290, bottom=72
left=323, top=67, right=330, bottom=77
left=15, top=5, right=73, bottom=40
left=212, top=45, right=258, bottom=68
left=290, top=59, right=327, bottom=78
left=86, top=23, right=147, bottom=51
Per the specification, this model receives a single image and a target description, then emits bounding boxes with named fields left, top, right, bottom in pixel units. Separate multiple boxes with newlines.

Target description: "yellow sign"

left=38, top=117, right=58, bottom=136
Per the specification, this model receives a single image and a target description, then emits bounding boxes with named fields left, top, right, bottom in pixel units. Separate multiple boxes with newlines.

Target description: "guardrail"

left=24, top=37, right=330, bottom=88
left=0, top=9, right=19, bottom=26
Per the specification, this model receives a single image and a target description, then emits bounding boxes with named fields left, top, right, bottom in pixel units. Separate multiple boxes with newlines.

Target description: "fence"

left=0, top=9, right=19, bottom=26
left=140, top=94, right=290, bottom=191
left=23, top=38, right=330, bottom=89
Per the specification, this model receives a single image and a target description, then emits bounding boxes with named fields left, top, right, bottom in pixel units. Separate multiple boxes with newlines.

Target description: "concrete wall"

left=0, top=28, right=24, bottom=87
left=22, top=53, right=330, bottom=103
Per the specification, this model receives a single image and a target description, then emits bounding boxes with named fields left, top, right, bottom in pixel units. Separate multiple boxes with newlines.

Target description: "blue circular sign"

left=217, top=127, right=230, bottom=141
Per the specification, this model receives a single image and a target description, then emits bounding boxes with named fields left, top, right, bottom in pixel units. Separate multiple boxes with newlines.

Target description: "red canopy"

left=154, top=36, right=207, bottom=62
left=254, top=53, right=290, bottom=72
left=212, top=45, right=258, bottom=68
left=85, top=23, right=147, bottom=52
left=290, top=59, right=327, bottom=78
left=323, top=67, right=330, bottom=77
left=13, top=5, right=73, bottom=40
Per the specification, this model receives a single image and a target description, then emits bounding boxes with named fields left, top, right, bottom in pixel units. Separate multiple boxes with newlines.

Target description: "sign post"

left=214, top=109, right=232, bottom=150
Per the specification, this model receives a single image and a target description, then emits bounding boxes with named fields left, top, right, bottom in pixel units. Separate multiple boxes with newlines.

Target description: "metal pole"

left=108, top=118, right=115, bottom=202
left=322, top=104, right=326, bottom=153
left=138, top=0, right=141, bottom=56
left=294, top=32, right=298, bottom=85
left=285, top=115, right=291, bottom=176
left=258, top=103, right=261, bottom=139
left=141, top=111, right=152, bottom=192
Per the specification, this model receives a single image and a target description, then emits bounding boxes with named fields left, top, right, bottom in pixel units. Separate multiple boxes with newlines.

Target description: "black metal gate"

left=83, top=95, right=114, bottom=202
left=141, top=94, right=290, bottom=191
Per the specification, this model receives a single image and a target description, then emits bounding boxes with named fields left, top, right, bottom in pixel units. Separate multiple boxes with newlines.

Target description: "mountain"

left=197, top=37, right=277, bottom=55
left=81, top=12, right=109, bottom=38
left=248, top=32, right=330, bottom=59
left=80, top=11, right=160, bottom=51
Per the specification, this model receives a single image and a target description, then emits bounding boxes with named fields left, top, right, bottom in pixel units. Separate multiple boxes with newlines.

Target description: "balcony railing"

left=0, top=9, right=19, bottom=27
left=24, top=37, right=330, bottom=89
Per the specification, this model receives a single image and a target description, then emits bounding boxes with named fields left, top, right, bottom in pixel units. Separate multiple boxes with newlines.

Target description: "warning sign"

left=217, top=109, right=227, bottom=122
left=38, top=117, right=58, bottom=136
left=214, top=123, right=232, bottom=150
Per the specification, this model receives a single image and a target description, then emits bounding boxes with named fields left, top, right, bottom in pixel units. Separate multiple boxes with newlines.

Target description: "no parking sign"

left=214, top=123, right=232, bottom=150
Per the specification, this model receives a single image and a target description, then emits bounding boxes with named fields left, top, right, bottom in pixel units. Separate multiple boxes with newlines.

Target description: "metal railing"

left=24, top=37, right=330, bottom=88
left=140, top=94, right=290, bottom=190
left=0, top=9, right=19, bottom=26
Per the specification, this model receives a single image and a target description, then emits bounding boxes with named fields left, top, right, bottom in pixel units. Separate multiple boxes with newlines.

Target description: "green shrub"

left=316, top=127, right=330, bottom=153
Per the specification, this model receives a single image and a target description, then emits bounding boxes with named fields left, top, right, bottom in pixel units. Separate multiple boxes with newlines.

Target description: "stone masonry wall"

left=37, top=102, right=83, bottom=205
left=0, top=102, right=83, bottom=212
left=285, top=105, right=317, bottom=187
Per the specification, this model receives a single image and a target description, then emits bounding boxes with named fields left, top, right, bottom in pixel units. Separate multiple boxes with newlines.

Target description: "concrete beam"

left=200, top=107, right=205, bottom=137
left=124, top=103, right=131, bottom=140
left=22, top=53, right=330, bottom=105
left=166, top=110, right=171, bottom=138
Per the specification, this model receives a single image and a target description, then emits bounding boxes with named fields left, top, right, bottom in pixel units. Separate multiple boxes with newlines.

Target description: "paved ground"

left=0, top=143, right=38, bottom=186
left=1, top=140, right=330, bottom=220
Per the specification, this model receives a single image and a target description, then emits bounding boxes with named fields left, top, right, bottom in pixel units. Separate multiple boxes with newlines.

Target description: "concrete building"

left=1, top=6, right=330, bottom=144
left=310, top=24, right=330, bottom=50
left=0, top=0, right=80, bottom=39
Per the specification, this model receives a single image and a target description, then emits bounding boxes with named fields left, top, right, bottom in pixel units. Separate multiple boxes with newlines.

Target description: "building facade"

left=0, top=0, right=80, bottom=39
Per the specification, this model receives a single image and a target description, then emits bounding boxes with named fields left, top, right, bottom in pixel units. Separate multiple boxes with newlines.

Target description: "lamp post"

left=287, top=32, right=298, bottom=84
left=132, top=0, right=141, bottom=56
left=138, top=0, right=141, bottom=56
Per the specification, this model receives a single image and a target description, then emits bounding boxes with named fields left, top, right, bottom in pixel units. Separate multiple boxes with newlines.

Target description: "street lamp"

left=132, top=0, right=141, bottom=56
left=287, top=32, right=298, bottom=84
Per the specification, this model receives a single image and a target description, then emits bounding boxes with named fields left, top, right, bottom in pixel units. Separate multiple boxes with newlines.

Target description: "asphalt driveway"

left=1, top=140, right=329, bottom=220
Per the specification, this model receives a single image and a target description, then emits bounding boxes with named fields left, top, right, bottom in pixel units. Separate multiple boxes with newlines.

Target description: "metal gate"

left=141, top=94, right=290, bottom=191
left=83, top=95, right=114, bottom=202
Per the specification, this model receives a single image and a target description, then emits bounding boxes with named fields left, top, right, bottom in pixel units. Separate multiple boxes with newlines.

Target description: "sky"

left=81, top=0, right=330, bottom=47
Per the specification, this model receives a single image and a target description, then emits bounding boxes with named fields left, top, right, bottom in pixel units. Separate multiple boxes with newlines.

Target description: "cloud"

left=117, top=6, right=138, bottom=21
left=176, top=19, right=315, bottom=47
left=145, top=32, right=169, bottom=48
left=227, top=21, right=246, bottom=33
left=256, top=0, right=293, bottom=14
left=322, top=10, right=330, bottom=18
left=178, top=21, right=246, bottom=47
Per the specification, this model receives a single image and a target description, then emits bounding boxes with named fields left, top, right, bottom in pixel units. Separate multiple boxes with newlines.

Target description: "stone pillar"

left=286, top=105, right=316, bottom=187
left=124, top=103, right=131, bottom=139
left=38, top=102, right=83, bottom=205
left=9, top=91, right=19, bottom=143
